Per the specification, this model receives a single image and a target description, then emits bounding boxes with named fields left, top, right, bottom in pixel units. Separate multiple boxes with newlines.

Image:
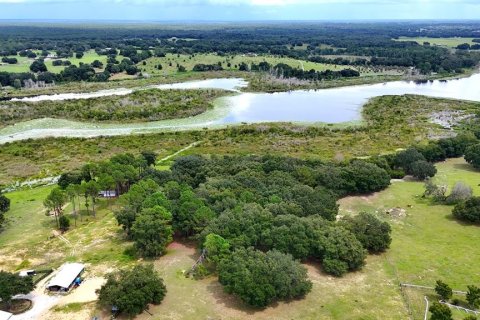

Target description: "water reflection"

left=219, top=74, right=480, bottom=124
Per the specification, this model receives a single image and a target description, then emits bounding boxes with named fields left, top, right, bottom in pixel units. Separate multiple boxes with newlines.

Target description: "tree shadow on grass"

left=444, top=213, right=480, bottom=227
left=205, top=281, right=266, bottom=316
left=452, top=162, right=478, bottom=173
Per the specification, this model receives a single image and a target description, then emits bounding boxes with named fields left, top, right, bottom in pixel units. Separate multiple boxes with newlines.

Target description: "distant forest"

left=1, top=22, right=480, bottom=86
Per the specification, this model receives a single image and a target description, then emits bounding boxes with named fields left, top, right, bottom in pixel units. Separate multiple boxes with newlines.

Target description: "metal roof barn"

left=46, top=263, right=84, bottom=292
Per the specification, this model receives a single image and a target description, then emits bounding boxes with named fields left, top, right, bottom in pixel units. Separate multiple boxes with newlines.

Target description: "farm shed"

left=0, top=310, right=13, bottom=320
left=46, top=263, right=84, bottom=292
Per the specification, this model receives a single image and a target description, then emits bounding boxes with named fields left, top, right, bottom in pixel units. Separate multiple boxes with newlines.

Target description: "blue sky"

left=0, top=0, right=478, bottom=21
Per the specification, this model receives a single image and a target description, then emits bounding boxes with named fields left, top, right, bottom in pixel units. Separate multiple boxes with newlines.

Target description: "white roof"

left=47, top=263, right=84, bottom=289
left=0, top=310, right=12, bottom=320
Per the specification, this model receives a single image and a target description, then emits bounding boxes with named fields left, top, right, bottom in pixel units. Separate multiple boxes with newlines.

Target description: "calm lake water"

left=1, top=73, right=480, bottom=143
left=221, top=74, right=480, bottom=123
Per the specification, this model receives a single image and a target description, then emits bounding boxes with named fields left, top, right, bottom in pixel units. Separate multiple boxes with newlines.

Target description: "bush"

left=429, top=302, right=452, bottom=320
left=317, top=227, right=367, bottom=276
left=218, top=248, right=312, bottom=308
left=467, top=285, right=480, bottom=309
left=435, top=280, right=453, bottom=301
left=410, top=160, right=437, bottom=180
left=98, top=264, right=167, bottom=317
left=343, top=161, right=391, bottom=193
left=58, top=215, right=70, bottom=232
left=452, top=197, right=480, bottom=223
left=465, top=144, right=480, bottom=169
left=446, top=182, right=472, bottom=205
left=341, top=212, right=392, bottom=253
left=394, top=148, right=425, bottom=174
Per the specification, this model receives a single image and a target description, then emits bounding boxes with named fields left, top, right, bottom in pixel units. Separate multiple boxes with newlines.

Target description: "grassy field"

left=339, top=157, right=480, bottom=319
left=0, top=50, right=110, bottom=74
left=395, top=37, right=476, bottom=47
left=139, top=53, right=403, bottom=78
left=0, top=186, right=133, bottom=272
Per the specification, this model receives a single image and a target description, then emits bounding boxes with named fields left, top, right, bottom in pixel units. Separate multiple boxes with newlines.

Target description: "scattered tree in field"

left=43, top=187, right=67, bottom=228
left=319, top=227, right=366, bottom=276
left=467, top=285, right=480, bottom=309
left=0, top=193, right=10, bottom=228
left=446, top=182, right=472, bottom=205
left=341, top=212, right=392, bottom=253
left=218, top=248, right=312, bottom=308
left=98, top=264, right=167, bottom=317
left=0, top=271, right=34, bottom=308
left=463, top=315, right=477, bottom=320
left=411, top=160, right=437, bottom=180
left=59, top=215, right=70, bottom=232
left=84, top=180, right=100, bottom=217
left=141, top=151, right=157, bottom=167
left=435, top=280, right=453, bottom=301
left=429, top=302, right=452, bottom=320
left=29, top=60, right=47, bottom=73
left=452, top=197, right=480, bottom=223
left=394, top=148, right=426, bottom=174
left=131, top=206, right=173, bottom=257
left=91, top=60, right=103, bottom=68
left=465, top=144, right=480, bottom=169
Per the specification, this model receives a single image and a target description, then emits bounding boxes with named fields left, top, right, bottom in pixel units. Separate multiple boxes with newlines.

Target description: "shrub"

left=452, top=197, right=480, bottom=223
left=465, top=144, right=480, bottom=169
left=446, top=182, right=472, bottom=205
left=341, top=212, right=392, bottom=253
left=435, top=280, right=453, bottom=301
left=58, top=215, right=70, bottom=232
left=429, top=302, right=452, bottom=320
left=410, top=160, right=437, bottom=180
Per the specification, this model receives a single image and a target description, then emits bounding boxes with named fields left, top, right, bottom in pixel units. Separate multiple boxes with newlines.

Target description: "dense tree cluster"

left=49, top=152, right=393, bottom=307
left=98, top=264, right=167, bottom=317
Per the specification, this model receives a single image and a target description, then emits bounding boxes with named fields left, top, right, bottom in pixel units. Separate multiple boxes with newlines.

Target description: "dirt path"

left=158, top=141, right=201, bottom=163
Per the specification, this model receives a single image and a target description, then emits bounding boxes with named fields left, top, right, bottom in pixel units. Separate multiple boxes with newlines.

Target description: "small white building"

left=0, top=310, right=13, bottom=320
left=46, top=263, right=85, bottom=292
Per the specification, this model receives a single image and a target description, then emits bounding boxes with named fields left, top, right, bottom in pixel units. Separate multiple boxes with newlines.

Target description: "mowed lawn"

left=395, top=37, right=477, bottom=47
left=339, top=157, right=480, bottom=319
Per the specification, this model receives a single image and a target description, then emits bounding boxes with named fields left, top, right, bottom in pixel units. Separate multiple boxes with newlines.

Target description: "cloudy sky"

left=0, top=0, right=478, bottom=20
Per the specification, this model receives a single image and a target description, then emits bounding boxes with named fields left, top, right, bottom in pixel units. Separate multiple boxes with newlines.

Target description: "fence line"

left=424, top=296, right=429, bottom=320
left=440, top=301, right=480, bottom=315
left=400, top=283, right=467, bottom=295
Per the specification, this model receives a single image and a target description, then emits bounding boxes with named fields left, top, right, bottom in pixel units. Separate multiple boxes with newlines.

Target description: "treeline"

left=0, top=88, right=224, bottom=124
left=234, top=61, right=360, bottom=81
left=1, top=22, right=480, bottom=82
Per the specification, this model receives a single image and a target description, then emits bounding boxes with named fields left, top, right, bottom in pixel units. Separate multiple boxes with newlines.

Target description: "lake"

left=1, top=73, right=480, bottom=143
